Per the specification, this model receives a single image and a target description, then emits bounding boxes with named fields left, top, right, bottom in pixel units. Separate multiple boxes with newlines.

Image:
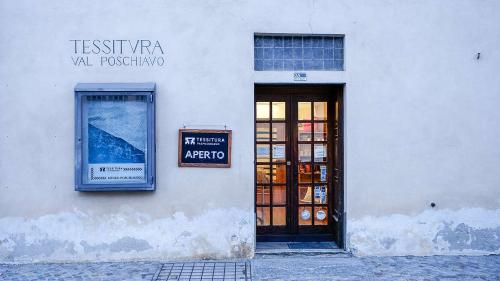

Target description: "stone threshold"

left=255, top=242, right=350, bottom=256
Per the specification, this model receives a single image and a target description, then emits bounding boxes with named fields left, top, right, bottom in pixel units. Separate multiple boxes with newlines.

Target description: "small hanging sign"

left=178, top=129, right=232, bottom=168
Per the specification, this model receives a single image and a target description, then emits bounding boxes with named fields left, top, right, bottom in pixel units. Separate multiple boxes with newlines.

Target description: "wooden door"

left=255, top=85, right=343, bottom=243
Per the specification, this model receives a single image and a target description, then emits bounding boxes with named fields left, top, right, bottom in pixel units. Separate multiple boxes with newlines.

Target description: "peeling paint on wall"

left=347, top=208, right=500, bottom=256
left=0, top=208, right=254, bottom=263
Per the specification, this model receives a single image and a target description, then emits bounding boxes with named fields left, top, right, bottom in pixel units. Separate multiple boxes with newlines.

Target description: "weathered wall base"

left=0, top=208, right=254, bottom=263
left=348, top=208, right=500, bottom=256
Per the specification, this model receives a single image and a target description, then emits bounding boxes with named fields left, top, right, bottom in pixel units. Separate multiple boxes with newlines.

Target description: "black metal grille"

left=153, top=262, right=251, bottom=281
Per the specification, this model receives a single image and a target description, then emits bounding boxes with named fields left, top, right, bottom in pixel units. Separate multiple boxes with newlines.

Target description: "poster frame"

left=74, top=83, right=156, bottom=191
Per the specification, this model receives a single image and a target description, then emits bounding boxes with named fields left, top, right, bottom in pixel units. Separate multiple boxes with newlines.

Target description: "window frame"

left=74, top=83, right=156, bottom=191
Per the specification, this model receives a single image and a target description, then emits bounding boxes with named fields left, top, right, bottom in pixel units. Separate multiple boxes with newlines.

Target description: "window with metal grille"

left=254, top=35, right=344, bottom=71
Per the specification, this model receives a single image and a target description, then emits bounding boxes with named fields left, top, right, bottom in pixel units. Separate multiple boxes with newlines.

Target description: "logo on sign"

left=185, top=137, right=195, bottom=145
left=293, top=72, right=307, bottom=81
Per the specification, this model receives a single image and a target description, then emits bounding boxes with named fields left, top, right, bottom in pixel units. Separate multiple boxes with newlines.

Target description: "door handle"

left=286, top=161, right=291, bottom=166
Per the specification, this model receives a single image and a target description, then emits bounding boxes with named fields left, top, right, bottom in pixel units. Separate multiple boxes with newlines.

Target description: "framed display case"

left=75, top=83, right=156, bottom=191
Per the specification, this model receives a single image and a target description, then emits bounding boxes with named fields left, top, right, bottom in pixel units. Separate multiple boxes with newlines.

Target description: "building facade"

left=1, top=0, right=500, bottom=262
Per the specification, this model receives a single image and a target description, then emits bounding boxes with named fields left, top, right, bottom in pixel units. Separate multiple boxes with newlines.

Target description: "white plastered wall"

left=0, top=0, right=500, bottom=262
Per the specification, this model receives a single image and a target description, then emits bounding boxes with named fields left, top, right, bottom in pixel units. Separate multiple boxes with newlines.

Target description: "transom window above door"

left=254, top=35, right=344, bottom=71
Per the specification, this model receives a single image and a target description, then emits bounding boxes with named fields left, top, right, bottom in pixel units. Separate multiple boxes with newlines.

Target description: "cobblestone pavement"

left=0, top=261, right=161, bottom=281
left=0, top=255, right=499, bottom=281
left=252, top=254, right=500, bottom=281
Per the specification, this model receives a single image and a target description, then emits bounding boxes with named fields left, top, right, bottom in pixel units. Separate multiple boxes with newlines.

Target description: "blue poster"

left=84, top=96, right=147, bottom=183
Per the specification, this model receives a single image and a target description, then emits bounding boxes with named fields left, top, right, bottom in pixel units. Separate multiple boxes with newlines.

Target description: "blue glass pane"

left=303, top=48, right=313, bottom=59
left=263, top=36, right=273, bottom=47
left=312, top=37, right=323, bottom=48
left=324, top=37, right=334, bottom=48
left=334, top=48, right=344, bottom=60
left=324, top=60, right=334, bottom=70
left=293, top=48, right=303, bottom=59
left=324, top=48, right=333, bottom=59
left=273, top=36, right=284, bottom=47
left=304, top=60, right=315, bottom=70
left=334, top=59, right=343, bottom=70
left=334, top=37, right=344, bottom=48
left=313, top=49, right=323, bottom=59
left=273, top=60, right=284, bottom=71
left=255, top=37, right=264, bottom=47
left=312, top=60, right=323, bottom=69
left=293, top=60, right=303, bottom=70
left=255, top=59, right=264, bottom=71
left=303, top=36, right=313, bottom=48
left=254, top=48, right=263, bottom=60
left=284, top=60, right=294, bottom=70
left=274, top=48, right=284, bottom=60
left=263, top=60, right=274, bottom=70
left=263, top=48, right=274, bottom=59
left=292, top=36, right=302, bottom=48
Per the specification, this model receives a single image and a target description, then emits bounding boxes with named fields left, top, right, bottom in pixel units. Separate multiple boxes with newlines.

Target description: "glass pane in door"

left=256, top=144, right=270, bottom=162
left=256, top=102, right=270, bottom=120
left=314, top=207, right=328, bottom=225
left=298, top=102, right=311, bottom=120
left=257, top=207, right=270, bottom=226
left=298, top=206, right=312, bottom=225
left=298, top=123, right=312, bottom=141
left=256, top=186, right=270, bottom=205
left=272, top=164, right=287, bottom=184
left=298, top=144, right=311, bottom=162
left=256, top=165, right=270, bottom=184
left=314, top=144, right=327, bottom=162
left=299, top=185, right=312, bottom=204
left=313, top=102, right=328, bottom=120
left=273, top=207, right=286, bottom=226
left=273, top=185, right=287, bottom=205
left=314, top=123, right=327, bottom=141
left=256, top=99, right=289, bottom=229
left=298, top=163, right=312, bottom=183
left=256, top=123, right=270, bottom=142
left=272, top=102, right=286, bottom=120
left=297, top=99, right=330, bottom=228
left=272, top=123, right=286, bottom=141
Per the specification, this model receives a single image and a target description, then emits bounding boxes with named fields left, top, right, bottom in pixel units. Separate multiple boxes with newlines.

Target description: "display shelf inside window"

left=75, top=83, right=156, bottom=191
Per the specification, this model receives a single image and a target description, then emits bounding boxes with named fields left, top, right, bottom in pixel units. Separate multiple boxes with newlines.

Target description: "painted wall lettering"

left=69, top=39, right=166, bottom=67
